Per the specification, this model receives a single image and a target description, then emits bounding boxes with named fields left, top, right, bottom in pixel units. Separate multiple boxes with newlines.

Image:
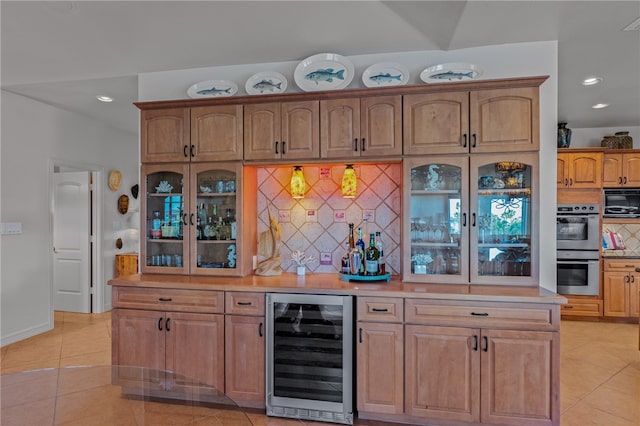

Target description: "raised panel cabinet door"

left=403, top=92, right=469, bottom=155
left=111, top=309, right=165, bottom=379
left=281, top=100, right=320, bottom=160
left=481, top=329, right=558, bottom=426
left=165, top=312, right=225, bottom=391
left=225, top=315, right=265, bottom=408
left=623, top=154, right=640, bottom=187
left=361, top=95, right=402, bottom=157
left=470, top=87, right=539, bottom=153
left=629, top=279, right=640, bottom=318
left=404, top=325, right=480, bottom=423
left=557, top=154, right=568, bottom=188
left=356, top=322, right=404, bottom=415
left=141, top=108, right=190, bottom=163
left=191, top=105, right=243, bottom=162
left=569, top=153, right=603, bottom=188
left=604, top=272, right=630, bottom=317
left=244, top=103, right=281, bottom=160
left=603, top=153, right=623, bottom=187
left=320, top=98, right=361, bottom=158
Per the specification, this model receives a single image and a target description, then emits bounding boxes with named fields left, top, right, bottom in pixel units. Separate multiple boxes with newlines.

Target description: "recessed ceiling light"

left=96, top=95, right=113, bottom=103
left=592, top=103, right=609, bottom=109
left=582, top=77, right=603, bottom=86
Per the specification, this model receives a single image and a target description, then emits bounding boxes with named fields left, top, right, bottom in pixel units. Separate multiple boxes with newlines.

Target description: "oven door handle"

left=557, top=260, right=599, bottom=264
left=557, top=214, right=598, bottom=220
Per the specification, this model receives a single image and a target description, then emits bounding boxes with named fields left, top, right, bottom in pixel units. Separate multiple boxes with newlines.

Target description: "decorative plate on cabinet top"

left=420, top=62, right=483, bottom=83
left=294, top=53, right=355, bottom=92
left=245, top=71, right=288, bottom=95
left=155, top=181, right=173, bottom=193
left=362, top=62, right=410, bottom=87
left=187, top=80, right=238, bottom=98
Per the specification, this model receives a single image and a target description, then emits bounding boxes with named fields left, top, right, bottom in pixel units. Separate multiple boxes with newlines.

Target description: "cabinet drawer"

left=405, top=299, right=558, bottom=331
left=112, top=286, right=224, bottom=313
left=357, top=297, right=403, bottom=322
left=225, top=292, right=265, bottom=316
left=603, top=259, right=640, bottom=272
left=561, top=299, right=603, bottom=317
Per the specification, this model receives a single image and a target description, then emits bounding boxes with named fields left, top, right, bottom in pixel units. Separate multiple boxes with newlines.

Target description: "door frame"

left=49, top=158, right=104, bottom=315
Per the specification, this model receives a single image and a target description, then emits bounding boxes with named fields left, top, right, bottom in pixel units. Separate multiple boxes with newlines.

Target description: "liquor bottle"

left=375, top=231, right=385, bottom=274
left=196, top=216, right=203, bottom=240
left=341, top=241, right=351, bottom=274
left=348, top=223, right=355, bottom=250
left=151, top=210, right=162, bottom=239
left=356, top=227, right=365, bottom=274
left=365, top=233, right=380, bottom=275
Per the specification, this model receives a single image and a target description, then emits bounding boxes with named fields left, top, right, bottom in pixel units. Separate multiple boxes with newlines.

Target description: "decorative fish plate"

left=420, top=62, right=483, bottom=83
left=294, top=53, right=355, bottom=92
left=187, top=79, right=238, bottom=98
left=362, top=62, right=410, bottom=87
left=245, top=71, right=288, bottom=95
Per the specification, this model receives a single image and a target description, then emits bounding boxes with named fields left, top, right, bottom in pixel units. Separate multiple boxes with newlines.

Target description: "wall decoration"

left=118, top=194, right=129, bottom=214
left=108, top=170, right=122, bottom=191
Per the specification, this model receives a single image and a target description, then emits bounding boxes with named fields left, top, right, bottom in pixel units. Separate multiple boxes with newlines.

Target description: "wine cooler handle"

left=259, top=322, right=263, bottom=337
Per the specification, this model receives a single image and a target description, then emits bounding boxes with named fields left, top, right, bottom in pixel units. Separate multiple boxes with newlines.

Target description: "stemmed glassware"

left=477, top=214, right=491, bottom=244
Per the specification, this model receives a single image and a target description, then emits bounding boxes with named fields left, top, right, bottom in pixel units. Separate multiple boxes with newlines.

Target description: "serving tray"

left=338, top=272, right=391, bottom=282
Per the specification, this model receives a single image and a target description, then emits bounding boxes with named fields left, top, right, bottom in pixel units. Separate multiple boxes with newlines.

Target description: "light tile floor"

left=1, top=312, right=638, bottom=425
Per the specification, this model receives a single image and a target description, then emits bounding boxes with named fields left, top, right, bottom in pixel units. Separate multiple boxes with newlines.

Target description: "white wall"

left=568, top=126, right=640, bottom=149
left=140, top=41, right=559, bottom=292
left=0, top=91, right=138, bottom=346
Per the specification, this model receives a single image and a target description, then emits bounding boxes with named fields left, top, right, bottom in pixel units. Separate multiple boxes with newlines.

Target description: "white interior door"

left=53, top=171, right=91, bottom=313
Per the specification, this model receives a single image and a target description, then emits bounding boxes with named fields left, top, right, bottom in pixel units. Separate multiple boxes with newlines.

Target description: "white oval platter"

left=420, top=62, right=483, bottom=83
left=294, top=53, right=355, bottom=92
left=245, top=71, right=288, bottom=95
left=187, top=80, right=238, bottom=98
left=362, top=62, right=410, bottom=87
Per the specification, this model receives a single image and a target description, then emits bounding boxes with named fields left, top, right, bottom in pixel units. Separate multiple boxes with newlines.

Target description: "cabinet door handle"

left=625, top=274, right=630, bottom=283
left=182, top=214, right=188, bottom=226
left=482, top=336, right=488, bottom=352
left=183, top=145, right=189, bottom=158
left=361, top=138, right=366, bottom=152
left=472, top=133, right=477, bottom=148
left=165, top=318, right=171, bottom=332
left=471, top=312, right=489, bottom=317
left=569, top=178, right=573, bottom=186
left=158, top=317, right=163, bottom=331
left=359, top=327, right=363, bottom=343
left=190, top=213, right=195, bottom=226
left=259, top=322, right=263, bottom=337
left=274, top=141, right=279, bottom=154
left=631, top=274, right=635, bottom=283
left=237, top=301, right=252, bottom=306
left=471, top=213, right=476, bottom=227
left=473, top=335, right=479, bottom=351
left=463, top=134, right=467, bottom=148
left=565, top=178, right=569, bottom=187
left=354, top=138, right=358, bottom=151
left=282, top=141, right=286, bottom=155
left=159, top=297, right=172, bottom=302
left=190, top=144, right=195, bottom=158
left=371, top=308, right=389, bottom=312
left=462, top=213, right=467, bottom=227
left=619, top=177, right=623, bottom=184
left=624, top=176, right=628, bottom=184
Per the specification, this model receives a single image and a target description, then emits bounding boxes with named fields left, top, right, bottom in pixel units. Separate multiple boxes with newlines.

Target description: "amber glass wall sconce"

left=290, top=166, right=306, bottom=199
left=341, top=164, right=357, bottom=198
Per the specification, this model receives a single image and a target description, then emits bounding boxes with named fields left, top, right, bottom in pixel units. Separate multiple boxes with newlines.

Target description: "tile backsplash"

left=256, top=164, right=401, bottom=274
left=602, top=222, right=640, bottom=257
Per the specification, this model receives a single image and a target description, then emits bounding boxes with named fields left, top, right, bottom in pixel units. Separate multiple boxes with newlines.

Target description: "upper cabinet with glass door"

left=403, top=87, right=539, bottom=156
left=403, top=153, right=538, bottom=286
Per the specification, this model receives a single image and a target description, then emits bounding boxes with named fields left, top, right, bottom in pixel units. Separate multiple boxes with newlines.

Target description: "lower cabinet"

left=603, top=259, right=640, bottom=319
left=224, top=292, right=265, bottom=408
left=112, top=308, right=224, bottom=391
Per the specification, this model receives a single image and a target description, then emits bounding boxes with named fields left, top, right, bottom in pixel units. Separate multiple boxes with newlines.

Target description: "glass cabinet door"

left=471, top=153, right=538, bottom=284
left=141, top=164, right=189, bottom=274
left=403, top=157, right=470, bottom=284
left=190, top=163, right=240, bottom=276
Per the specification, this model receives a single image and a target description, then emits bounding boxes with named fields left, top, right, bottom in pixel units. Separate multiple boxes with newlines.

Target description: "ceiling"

left=2, top=1, right=639, bottom=135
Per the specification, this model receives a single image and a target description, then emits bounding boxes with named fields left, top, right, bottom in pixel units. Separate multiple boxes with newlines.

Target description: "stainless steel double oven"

left=556, top=203, right=600, bottom=296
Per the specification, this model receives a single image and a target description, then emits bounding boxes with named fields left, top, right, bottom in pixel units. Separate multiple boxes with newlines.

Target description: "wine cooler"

left=266, top=293, right=354, bottom=424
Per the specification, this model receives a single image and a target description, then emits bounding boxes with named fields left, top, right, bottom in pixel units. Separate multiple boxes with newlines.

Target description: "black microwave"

left=603, top=188, right=640, bottom=217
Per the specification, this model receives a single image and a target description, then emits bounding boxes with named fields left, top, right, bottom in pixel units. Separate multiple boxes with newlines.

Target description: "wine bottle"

left=375, top=231, right=385, bottom=274
left=348, top=223, right=355, bottom=250
left=365, top=233, right=380, bottom=275
left=356, top=227, right=365, bottom=274
left=341, top=241, right=351, bottom=274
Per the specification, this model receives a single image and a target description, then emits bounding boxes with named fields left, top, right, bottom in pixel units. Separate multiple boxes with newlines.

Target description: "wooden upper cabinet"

left=141, top=108, right=190, bottom=163
left=404, top=87, right=539, bottom=155
left=191, top=105, right=243, bottom=162
left=244, top=101, right=319, bottom=161
left=557, top=151, right=603, bottom=189
left=470, top=87, right=539, bottom=153
left=321, top=95, right=402, bottom=159
left=403, top=92, right=469, bottom=155
left=603, top=152, right=640, bottom=187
